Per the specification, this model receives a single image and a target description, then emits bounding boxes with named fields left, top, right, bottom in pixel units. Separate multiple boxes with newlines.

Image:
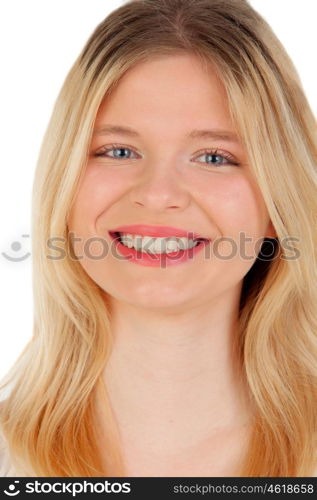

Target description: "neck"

left=101, top=287, right=254, bottom=455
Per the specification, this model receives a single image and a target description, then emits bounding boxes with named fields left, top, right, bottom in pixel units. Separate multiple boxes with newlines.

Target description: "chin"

left=116, top=287, right=193, bottom=311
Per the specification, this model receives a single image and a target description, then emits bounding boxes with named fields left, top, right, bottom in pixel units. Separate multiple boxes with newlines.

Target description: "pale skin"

left=67, top=52, right=276, bottom=476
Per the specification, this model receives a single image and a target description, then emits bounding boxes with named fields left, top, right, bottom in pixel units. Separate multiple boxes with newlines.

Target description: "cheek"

left=68, top=165, right=128, bottom=232
left=195, top=173, right=266, bottom=233
left=66, top=166, right=126, bottom=261
left=192, top=172, right=269, bottom=259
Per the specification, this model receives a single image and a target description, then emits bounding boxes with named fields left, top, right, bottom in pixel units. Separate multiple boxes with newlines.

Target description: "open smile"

left=108, top=230, right=210, bottom=267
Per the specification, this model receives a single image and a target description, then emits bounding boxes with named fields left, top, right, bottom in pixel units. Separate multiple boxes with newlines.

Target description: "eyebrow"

left=92, top=124, right=239, bottom=143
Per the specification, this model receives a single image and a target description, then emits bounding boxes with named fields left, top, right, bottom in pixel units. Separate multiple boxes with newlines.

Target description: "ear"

left=265, top=220, right=277, bottom=239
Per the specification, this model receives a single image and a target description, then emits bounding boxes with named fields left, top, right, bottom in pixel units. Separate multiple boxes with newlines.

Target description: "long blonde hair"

left=1, top=0, right=316, bottom=476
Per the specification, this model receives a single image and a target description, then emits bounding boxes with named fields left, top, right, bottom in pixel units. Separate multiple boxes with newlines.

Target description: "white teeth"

left=154, top=237, right=167, bottom=254
left=118, top=233, right=201, bottom=253
left=187, top=239, right=196, bottom=249
left=133, top=235, right=143, bottom=251
left=121, top=234, right=133, bottom=248
left=141, top=236, right=156, bottom=253
left=178, top=237, right=188, bottom=250
left=166, top=240, right=179, bottom=252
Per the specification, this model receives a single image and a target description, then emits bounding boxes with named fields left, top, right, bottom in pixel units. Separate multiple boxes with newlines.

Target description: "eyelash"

left=93, top=143, right=240, bottom=167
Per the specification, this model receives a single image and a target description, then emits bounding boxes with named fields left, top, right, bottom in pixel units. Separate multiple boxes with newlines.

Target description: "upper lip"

left=109, top=224, right=210, bottom=240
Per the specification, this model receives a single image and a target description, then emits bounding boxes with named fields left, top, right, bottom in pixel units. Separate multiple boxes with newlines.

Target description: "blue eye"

left=93, top=144, right=239, bottom=167
left=194, top=149, right=239, bottom=167
left=94, top=145, right=138, bottom=160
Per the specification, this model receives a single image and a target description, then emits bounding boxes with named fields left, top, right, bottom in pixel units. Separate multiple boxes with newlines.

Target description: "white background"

left=0, top=1, right=316, bottom=380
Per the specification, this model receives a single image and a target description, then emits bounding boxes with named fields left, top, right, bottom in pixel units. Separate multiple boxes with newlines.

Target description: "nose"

left=129, top=162, right=191, bottom=212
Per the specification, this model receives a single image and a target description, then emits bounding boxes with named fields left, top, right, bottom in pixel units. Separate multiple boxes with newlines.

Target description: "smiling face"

left=67, top=52, right=276, bottom=311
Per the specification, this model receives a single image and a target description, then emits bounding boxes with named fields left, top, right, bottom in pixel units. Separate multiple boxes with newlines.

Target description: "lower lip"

left=109, top=233, right=210, bottom=267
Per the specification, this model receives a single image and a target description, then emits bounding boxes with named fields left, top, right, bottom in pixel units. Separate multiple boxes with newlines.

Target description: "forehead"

left=94, top=53, right=234, bottom=134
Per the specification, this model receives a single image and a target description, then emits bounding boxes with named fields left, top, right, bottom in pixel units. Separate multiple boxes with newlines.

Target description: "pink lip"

left=108, top=226, right=211, bottom=268
left=109, top=224, right=208, bottom=240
